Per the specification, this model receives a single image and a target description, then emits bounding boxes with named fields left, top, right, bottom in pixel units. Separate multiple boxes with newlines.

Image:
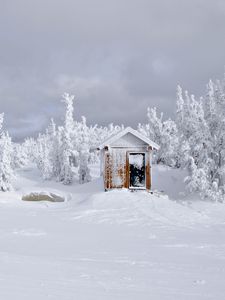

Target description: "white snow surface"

left=1, top=164, right=225, bottom=299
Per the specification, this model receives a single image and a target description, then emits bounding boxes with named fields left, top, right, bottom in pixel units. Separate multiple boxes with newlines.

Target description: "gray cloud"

left=0, top=0, right=225, bottom=140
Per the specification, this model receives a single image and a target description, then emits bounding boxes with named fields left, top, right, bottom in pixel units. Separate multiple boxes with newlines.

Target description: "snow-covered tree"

left=48, top=119, right=62, bottom=179
left=14, top=92, right=130, bottom=186
left=184, top=157, right=209, bottom=195
left=138, top=107, right=179, bottom=167
left=78, top=116, right=91, bottom=184
left=35, top=133, right=52, bottom=180
left=0, top=114, right=14, bottom=191
left=176, top=76, right=225, bottom=201
left=21, top=137, right=37, bottom=164
left=11, top=143, right=29, bottom=169
left=58, top=93, right=75, bottom=184
left=0, top=113, right=4, bottom=132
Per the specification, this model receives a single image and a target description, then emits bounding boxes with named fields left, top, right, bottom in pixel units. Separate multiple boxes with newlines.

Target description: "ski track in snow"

left=0, top=165, right=225, bottom=299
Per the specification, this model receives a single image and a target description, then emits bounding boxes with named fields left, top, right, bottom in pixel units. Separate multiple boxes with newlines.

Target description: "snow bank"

left=1, top=164, right=225, bottom=299
left=152, top=164, right=187, bottom=199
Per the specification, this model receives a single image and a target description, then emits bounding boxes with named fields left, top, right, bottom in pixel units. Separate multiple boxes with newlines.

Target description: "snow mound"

left=69, top=189, right=209, bottom=227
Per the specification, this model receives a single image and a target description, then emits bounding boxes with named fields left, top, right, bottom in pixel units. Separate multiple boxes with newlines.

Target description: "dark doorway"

left=129, top=153, right=146, bottom=188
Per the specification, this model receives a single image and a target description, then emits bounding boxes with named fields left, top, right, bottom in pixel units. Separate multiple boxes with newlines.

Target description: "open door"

left=129, top=153, right=146, bottom=189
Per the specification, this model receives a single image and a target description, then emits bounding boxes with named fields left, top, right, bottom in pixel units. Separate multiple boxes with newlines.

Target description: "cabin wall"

left=103, top=147, right=152, bottom=190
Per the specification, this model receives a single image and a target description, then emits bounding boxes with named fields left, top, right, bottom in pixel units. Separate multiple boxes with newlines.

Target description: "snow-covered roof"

left=98, top=126, right=160, bottom=150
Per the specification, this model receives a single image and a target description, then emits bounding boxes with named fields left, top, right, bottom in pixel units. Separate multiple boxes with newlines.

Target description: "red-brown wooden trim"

left=104, top=152, right=111, bottom=190
left=146, top=151, right=151, bottom=190
left=125, top=152, right=129, bottom=188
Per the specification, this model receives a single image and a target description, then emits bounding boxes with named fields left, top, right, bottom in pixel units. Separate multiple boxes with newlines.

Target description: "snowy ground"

left=1, top=165, right=225, bottom=299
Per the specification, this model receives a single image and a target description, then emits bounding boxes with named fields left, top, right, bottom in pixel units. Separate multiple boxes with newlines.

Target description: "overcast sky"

left=1, top=0, right=225, bottom=140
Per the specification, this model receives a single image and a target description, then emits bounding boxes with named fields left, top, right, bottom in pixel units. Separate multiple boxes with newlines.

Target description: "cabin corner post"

left=146, top=147, right=152, bottom=191
left=125, top=151, right=129, bottom=189
left=104, top=146, right=111, bottom=191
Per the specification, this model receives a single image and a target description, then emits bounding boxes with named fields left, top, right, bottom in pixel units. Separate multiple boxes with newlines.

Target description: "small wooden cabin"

left=98, top=127, right=159, bottom=191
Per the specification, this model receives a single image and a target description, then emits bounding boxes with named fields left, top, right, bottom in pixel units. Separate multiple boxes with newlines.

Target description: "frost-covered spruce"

left=11, top=143, right=29, bottom=169
left=138, top=107, right=179, bottom=167
left=78, top=150, right=91, bottom=184
left=34, top=133, right=53, bottom=180
left=0, top=116, right=14, bottom=192
left=0, top=113, right=3, bottom=131
left=59, top=127, right=73, bottom=184
left=176, top=75, right=225, bottom=201
left=78, top=116, right=91, bottom=184
left=59, top=93, right=75, bottom=184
